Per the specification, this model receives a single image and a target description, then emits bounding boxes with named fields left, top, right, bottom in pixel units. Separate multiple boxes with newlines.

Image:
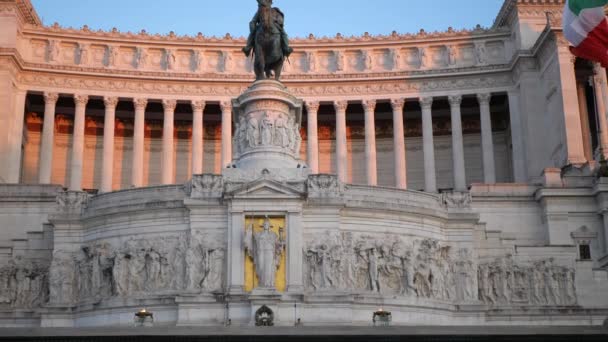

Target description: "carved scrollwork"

left=307, top=174, right=343, bottom=197
left=440, top=191, right=472, bottom=209
left=189, top=174, right=224, bottom=199
left=55, top=191, right=89, bottom=215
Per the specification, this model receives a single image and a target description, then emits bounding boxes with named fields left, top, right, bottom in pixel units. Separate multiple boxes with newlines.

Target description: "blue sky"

left=31, top=0, right=505, bottom=38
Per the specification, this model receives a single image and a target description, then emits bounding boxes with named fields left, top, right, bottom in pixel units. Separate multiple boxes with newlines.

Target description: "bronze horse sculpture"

left=243, top=0, right=293, bottom=81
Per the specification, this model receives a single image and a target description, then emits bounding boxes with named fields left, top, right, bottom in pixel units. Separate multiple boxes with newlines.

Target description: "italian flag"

left=563, top=0, right=608, bottom=67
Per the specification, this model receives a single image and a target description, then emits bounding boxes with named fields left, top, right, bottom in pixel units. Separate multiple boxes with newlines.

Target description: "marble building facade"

left=0, top=0, right=607, bottom=328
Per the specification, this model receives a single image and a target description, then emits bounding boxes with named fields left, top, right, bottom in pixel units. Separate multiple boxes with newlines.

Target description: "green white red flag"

left=563, top=0, right=608, bottom=67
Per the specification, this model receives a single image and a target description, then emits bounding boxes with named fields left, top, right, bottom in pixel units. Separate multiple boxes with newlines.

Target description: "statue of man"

left=244, top=216, right=285, bottom=289
left=243, top=0, right=293, bottom=58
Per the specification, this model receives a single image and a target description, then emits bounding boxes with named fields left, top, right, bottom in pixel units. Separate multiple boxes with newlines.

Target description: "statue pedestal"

left=230, top=80, right=306, bottom=174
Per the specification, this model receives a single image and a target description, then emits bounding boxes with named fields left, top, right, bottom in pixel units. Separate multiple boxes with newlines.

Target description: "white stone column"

left=227, top=211, right=245, bottom=294
left=39, top=92, right=59, bottom=184
left=334, top=100, right=348, bottom=183
left=576, top=81, right=593, bottom=162
left=363, top=99, right=377, bottom=186
left=6, top=90, right=27, bottom=184
left=449, top=95, right=466, bottom=191
left=507, top=90, right=527, bottom=182
left=286, top=211, right=304, bottom=293
left=132, top=98, right=147, bottom=188
left=477, top=93, right=496, bottom=184
left=191, top=100, right=205, bottom=175
left=420, top=97, right=437, bottom=193
left=101, top=96, right=118, bottom=193
left=161, top=99, right=177, bottom=185
left=557, top=51, right=586, bottom=165
left=220, top=101, right=232, bottom=169
left=70, top=94, right=88, bottom=191
left=391, top=98, right=407, bottom=189
left=305, top=101, right=320, bottom=174
left=593, top=63, right=608, bottom=159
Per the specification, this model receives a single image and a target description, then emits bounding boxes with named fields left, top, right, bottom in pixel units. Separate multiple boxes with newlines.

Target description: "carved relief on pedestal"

left=0, top=256, right=49, bottom=309
left=232, top=91, right=303, bottom=163
left=185, top=231, right=225, bottom=293
left=46, top=232, right=226, bottom=305
left=303, top=233, right=476, bottom=302
left=477, top=256, right=577, bottom=306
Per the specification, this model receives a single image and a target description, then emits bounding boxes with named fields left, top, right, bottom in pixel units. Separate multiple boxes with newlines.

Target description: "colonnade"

left=312, top=94, right=497, bottom=192
left=35, top=92, right=503, bottom=193
left=37, top=95, right=233, bottom=192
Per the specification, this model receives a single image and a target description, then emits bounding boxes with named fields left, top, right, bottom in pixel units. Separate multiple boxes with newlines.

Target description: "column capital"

left=334, top=100, right=348, bottom=113
left=477, top=93, right=492, bottom=105
left=44, top=92, right=59, bottom=105
left=103, top=96, right=119, bottom=108
left=162, top=99, right=177, bottom=112
left=220, top=101, right=232, bottom=112
left=305, top=101, right=320, bottom=113
left=191, top=99, right=206, bottom=112
left=419, top=96, right=433, bottom=109
left=448, top=95, right=462, bottom=106
left=133, top=98, right=148, bottom=110
left=390, top=98, right=405, bottom=111
left=74, top=94, right=89, bottom=106
left=362, top=99, right=377, bottom=113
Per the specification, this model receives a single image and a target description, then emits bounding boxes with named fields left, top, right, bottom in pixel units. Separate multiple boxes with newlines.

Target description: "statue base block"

left=230, top=80, right=306, bottom=173
left=249, top=287, right=282, bottom=300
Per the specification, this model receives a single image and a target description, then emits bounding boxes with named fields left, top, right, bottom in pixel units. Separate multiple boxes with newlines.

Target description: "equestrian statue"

left=242, top=0, right=293, bottom=81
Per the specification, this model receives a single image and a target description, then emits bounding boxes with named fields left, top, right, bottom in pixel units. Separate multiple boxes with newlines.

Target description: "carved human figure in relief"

left=223, top=51, right=233, bottom=72
left=107, top=45, right=119, bottom=68
left=247, top=115, right=260, bottom=147
left=193, top=50, right=203, bottom=72
left=418, top=47, right=428, bottom=69
left=475, top=43, right=487, bottom=65
left=237, top=115, right=248, bottom=153
left=48, top=40, right=60, bottom=63
left=367, top=248, right=380, bottom=292
left=260, top=112, right=274, bottom=146
left=79, top=43, right=90, bottom=66
left=363, top=50, right=373, bottom=71
left=307, top=51, right=317, bottom=73
left=136, top=47, right=148, bottom=69
left=166, top=49, right=176, bottom=70
left=274, top=113, right=289, bottom=147
left=335, top=50, right=345, bottom=72
left=244, top=216, right=285, bottom=288
left=392, top=48, right=401, bottom=70
left=447, top=45, right=457, bottom=66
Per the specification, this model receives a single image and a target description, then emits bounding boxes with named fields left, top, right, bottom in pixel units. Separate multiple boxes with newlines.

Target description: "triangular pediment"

left=226, top=178, right=305, bottom=199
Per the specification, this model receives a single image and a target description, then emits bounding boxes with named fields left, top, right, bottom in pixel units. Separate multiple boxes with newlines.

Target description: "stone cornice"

left=493, top=0, right=565, bottom=28
left=0, top=0, right=41, bottom=25
left=24, top=22, right=510, bottom=49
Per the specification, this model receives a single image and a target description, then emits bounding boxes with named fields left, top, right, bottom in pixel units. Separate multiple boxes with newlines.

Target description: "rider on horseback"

left=242, top=0, right=293, bottom=58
